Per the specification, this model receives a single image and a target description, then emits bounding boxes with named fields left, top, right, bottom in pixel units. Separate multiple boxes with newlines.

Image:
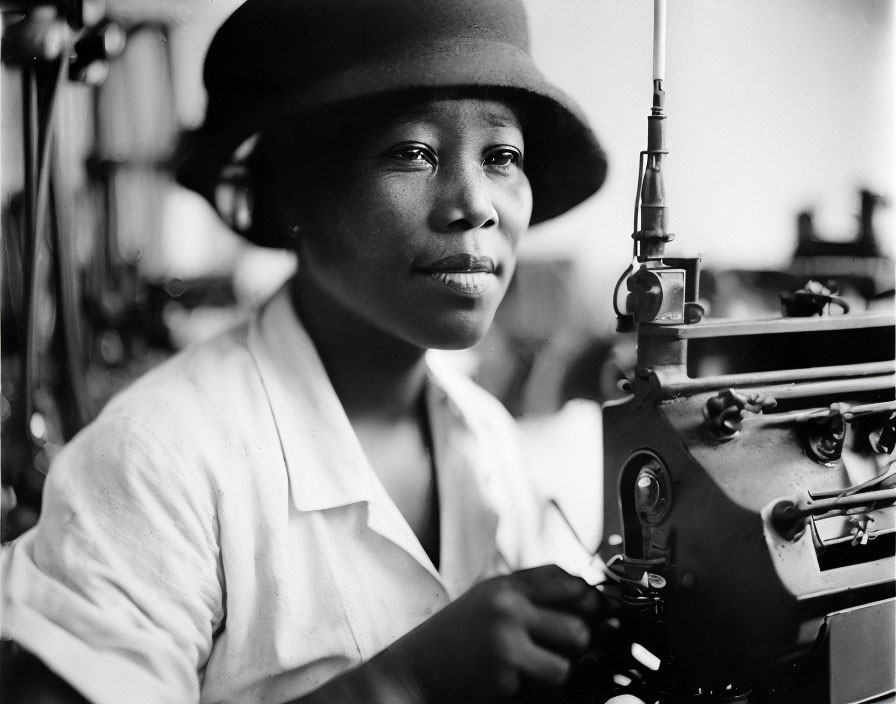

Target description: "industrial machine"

left=589, top=2, right=896, bottom=702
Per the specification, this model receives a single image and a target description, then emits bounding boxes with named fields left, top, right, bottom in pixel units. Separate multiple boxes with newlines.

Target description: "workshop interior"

left=1, top=1, right=894, bottom=702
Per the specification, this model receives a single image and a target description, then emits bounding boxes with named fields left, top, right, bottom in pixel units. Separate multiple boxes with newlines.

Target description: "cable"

left=24, top=56, right=68, bottom=439
left=613, top=150, right=650, bottom=321
left=612, top=260, right=635, bottom=319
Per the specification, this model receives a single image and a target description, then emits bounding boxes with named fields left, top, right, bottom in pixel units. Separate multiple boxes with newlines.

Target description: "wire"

left=613, top=150, right=651, bottom=320
left=612, top=260, right=636, bottom=319
left=24, top=57, right=68, bottom=438
left=632, top=151, right=647, bottom=242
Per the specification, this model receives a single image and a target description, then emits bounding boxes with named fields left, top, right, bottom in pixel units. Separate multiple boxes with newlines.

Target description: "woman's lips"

left=425, top=253, right=496, bottom=273
left=430, top=271, right=491, bottom=294
left=418, top=254, right=497, bottom=295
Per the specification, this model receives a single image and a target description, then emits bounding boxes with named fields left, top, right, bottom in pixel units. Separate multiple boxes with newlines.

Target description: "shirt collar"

left=248, top=284, right=376, bottom=511
left=247, top=284, right=509, bottom=591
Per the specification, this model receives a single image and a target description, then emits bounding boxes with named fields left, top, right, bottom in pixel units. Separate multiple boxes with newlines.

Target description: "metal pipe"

left=772, top=489, right=896, bottom=540
left=636, top=0, right=670, bottom=262
left=656, top=360, right=893, bottom=395
left=801, top=489, right=896, bottom=514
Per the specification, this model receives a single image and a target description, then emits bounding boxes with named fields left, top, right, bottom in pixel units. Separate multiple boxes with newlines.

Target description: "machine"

left=587, top=2, right=896, bottom=702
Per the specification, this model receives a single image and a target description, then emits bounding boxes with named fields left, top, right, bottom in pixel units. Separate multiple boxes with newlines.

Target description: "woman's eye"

left=390, top=145, right=436, bottom=166
left=485, top=148, right=522, bottom=168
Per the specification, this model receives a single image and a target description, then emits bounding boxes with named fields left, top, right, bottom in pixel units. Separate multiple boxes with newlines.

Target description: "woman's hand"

left=369, top=564, right=603, bottom=703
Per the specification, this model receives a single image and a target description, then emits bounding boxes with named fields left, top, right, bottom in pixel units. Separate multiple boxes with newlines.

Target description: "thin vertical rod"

left=653, top=0, right=666, bottom=82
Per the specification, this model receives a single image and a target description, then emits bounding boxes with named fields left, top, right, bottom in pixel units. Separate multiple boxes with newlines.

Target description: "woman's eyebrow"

left=483, top=111, right=519, bottom=128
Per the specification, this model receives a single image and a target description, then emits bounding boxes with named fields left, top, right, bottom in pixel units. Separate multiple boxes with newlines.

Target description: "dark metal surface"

left=827, top=599, right=896, bottom=704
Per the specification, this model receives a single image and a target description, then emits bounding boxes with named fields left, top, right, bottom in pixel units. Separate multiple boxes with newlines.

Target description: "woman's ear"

left=271, top=170, right=309, bottom=245
left=250, top=133, right=308, bottom=247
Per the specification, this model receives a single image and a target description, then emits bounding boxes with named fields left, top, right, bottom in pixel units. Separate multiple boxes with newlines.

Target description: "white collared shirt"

left=1, top=286, right=566, bottom=704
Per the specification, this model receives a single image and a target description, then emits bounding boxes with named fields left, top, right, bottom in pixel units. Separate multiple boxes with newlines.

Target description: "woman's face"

left=290, top=96, right=532, bottom=351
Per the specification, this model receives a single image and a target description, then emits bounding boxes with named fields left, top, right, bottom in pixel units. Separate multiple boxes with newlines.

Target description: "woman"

left=1, top=1, right=612, bottom=702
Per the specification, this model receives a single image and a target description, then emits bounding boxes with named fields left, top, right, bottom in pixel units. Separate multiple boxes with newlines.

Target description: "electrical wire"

left=612, top=259, right=636, bottom=319
left=612, top=150, right=650, bottom=320
left=24, top=56, right=68, bottom=440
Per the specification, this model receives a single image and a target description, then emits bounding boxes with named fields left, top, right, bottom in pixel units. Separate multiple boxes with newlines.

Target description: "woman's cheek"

left=512, top=174, right=534, bottom=231
left=350, top=181, right=424, bottom=250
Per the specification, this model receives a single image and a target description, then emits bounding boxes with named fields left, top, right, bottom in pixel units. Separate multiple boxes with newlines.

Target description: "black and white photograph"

left=1, top=1, right=894, bottom=702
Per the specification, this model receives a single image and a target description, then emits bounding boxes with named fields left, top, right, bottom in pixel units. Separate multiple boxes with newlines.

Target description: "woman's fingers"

left=513, top=634, right=575, bottom=688
left=521, top=604, right=592, bottom=656
left=383, top=566, right=608, bottom=703
left=513, top=564, right=602, bottom=615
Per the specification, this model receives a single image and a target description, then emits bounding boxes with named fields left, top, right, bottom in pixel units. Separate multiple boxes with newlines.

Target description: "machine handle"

left=743, top=400, right=896, bottom=428
left=772, top=488, right=896, bottom=541
left=801, top=488, right=896, bottom=514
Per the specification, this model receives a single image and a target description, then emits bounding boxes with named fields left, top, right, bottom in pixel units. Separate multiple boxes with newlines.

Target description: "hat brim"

left=175, top=38, right=607, bottom=246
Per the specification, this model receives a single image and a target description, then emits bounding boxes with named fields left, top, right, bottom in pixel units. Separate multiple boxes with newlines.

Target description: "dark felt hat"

left=175, top=0, right=607, bottom=248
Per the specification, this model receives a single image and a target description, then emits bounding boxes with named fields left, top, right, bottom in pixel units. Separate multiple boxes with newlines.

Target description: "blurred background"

left=2, top=0, right=894, bottom=541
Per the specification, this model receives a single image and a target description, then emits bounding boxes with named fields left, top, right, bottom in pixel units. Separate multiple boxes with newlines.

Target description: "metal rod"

left=653, top=0, right=666, bottom=82
left=812, top=466, right=896, bottom=500
left=635, top=0, right=670, bottom=262
left=843, top=401, right=896, bottom=421
left=22, top=64, right=39, bottom=426
left=658, top=361, right=894, bottom=394
left=800, top=489, right=896, bottom=515
left=742, top=399, right=896, bottom=428
left=773, top=488, right=896, bottom=540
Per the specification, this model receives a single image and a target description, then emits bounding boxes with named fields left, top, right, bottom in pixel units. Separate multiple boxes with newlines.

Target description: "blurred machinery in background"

left=0, top=0, right=244, bottom=541
left=702, top=188, right=893, bottom=325
left=2, top=0, right=130, bottom=540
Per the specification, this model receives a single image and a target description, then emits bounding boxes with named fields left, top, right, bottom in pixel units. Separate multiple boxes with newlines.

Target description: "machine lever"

left=772, top=488, right=896, bottom=540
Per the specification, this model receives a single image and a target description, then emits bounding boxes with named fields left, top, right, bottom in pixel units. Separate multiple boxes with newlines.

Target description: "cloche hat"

left=175, top=0, right=608, bottom=248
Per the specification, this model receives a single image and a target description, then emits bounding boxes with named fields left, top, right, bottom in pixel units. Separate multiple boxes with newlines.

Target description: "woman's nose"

left=430, top=166, right=499, bottom=232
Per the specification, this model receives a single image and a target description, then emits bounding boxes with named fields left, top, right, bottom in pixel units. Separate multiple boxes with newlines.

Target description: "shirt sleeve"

left=1, top=409, right=224, bottom=704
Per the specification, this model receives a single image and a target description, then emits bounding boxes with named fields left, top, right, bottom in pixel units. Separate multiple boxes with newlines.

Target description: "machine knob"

left=771, top=501, right=808, bottom=541
left=626, top=268, right=664, bottom=323
left=703, top=389, right=777, bottom=439
left=780, top=280, right=849, bottom=317
left=870, top=412, right=896, bottom=455
left=807, top=404, right=847, bottom=463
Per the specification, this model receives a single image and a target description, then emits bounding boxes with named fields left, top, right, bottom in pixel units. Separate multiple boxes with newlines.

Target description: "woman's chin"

left=413, top=317, right=495, bottom=352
